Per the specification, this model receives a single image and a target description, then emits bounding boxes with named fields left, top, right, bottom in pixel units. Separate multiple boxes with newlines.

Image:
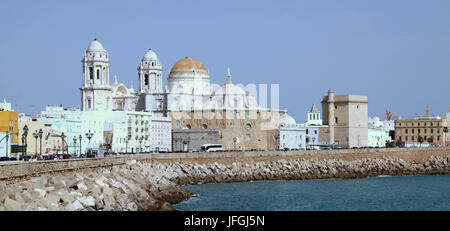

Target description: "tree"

left=417, top=135, right=424, bottom=147
left=395, top=139, right=404, bottom=147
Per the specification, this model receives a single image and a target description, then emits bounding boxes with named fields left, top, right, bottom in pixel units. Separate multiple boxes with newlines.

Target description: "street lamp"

left=85, top=130, right=93, bottom=143
left=23, top=125, right=29, bottom=161
left=125, top=135, right=131, bottom=154
left=73, top=136, right=77, bottom=156
left=78, top=135, right=82, bottom=157
left=33, top=130, right=39, bottom=157
left=139, top=136, right=143, bottom=153
left=61, top=132, right=66, bottom=155
left=38, top=129, right=43, bottom=156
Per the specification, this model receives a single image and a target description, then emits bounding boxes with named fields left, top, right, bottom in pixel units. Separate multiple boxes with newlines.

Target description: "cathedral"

left=80, top=38, right=283, bottom=151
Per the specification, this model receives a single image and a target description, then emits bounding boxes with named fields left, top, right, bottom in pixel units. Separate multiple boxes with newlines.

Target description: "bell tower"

left=136, top=49, right=165, bottom=114
left=80, top=38, right=112, bottom=111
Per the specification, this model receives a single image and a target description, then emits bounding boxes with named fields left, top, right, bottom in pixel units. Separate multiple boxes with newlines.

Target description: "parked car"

left=0, top=157, right=9, bottom=161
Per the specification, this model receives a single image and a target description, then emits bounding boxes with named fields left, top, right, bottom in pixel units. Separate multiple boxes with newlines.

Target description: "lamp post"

left=33, top=130, right=39, bottom=158
left=38, top=129, right=43, bottom=156
left=61, top=132, right=66, bottom=155
left=139, top=136, right=143, bottom=153
left=79, top=135, right=82, bottom=157
left=23, top=125, right=29, bottom=161
left=125, top=135, right=131, bottom=154
left=73, top=136, right=77, bottom=156
left=85, top=130, right=93, bottom=143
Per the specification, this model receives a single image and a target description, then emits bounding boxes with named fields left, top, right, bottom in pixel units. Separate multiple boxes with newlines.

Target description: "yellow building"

left=395, top=106, right=450, bottom=146
left=18, top=121, right=53, bottom=155
left=0, top=111, right=19, bottom=155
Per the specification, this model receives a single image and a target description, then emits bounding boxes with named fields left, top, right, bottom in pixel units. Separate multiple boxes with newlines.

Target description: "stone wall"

left=1, top=147, right=450, bottom=181
left=0, top=147, right=449, bottom=211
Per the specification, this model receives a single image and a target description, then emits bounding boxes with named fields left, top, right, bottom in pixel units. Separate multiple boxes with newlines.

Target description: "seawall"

left=0, top=147, right=449, bottom=211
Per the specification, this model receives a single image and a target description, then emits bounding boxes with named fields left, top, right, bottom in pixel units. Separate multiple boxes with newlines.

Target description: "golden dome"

left=170, top=57, right=207, bottom=74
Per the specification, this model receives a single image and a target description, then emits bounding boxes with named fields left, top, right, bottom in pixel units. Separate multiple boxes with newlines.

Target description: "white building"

left=0, top=131, right=11, bottom=158
left=278, top=112, right=306, bottom=150
left=0, top=99, right=12, bottom=111
left=368, top=117, right=391, bottom=147
left=305, top=104, right=327, bottom=147
left=150, top=116, right=172, bottom=152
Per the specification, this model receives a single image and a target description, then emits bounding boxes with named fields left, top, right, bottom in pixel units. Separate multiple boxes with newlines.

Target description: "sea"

left=173, top=174, right=450, bottom=211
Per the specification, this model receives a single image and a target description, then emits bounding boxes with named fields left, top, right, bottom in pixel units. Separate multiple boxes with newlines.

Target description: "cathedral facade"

left=79, top=38, right=283, bottom=151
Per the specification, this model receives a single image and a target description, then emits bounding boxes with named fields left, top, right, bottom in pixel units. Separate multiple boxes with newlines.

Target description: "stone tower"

left=80, top=38, right=112, bottom=111
left=327, top=89, right=335, bottom=144
left=136, top=49, right=166, bottom=114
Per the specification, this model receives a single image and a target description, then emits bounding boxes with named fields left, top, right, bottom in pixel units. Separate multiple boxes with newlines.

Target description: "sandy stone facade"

left=320, top=90, right=368, bottom=148
left=169, top=110, right=283, bottom=151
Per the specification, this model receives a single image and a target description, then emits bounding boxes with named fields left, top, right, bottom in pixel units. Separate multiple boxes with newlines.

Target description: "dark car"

left=0, top=157, right=9, bottom=161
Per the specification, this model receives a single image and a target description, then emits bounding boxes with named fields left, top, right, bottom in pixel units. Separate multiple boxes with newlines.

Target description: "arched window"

left=87, top=99, right=92, bottom=109
left=97, top=69, right=100, bottom=80
left=89, top=67, right=93, bottom=80
left=186, top=124, right=191, bottom=129
left=144, top=74, right=149, bottom=85
left=202, top=124, right=207, bottom=129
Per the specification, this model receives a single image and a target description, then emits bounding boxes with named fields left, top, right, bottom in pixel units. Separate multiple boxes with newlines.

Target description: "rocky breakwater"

left=1, top=154, right=450, bottom=211
left=0, top=160, right=190, bottom=211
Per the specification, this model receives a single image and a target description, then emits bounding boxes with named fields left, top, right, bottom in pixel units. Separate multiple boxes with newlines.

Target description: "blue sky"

left=0, top=0, right=449, bottom=122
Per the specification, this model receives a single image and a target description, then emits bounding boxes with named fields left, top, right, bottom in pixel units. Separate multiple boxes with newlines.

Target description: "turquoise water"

left=173, top=175, right=450, bottom=211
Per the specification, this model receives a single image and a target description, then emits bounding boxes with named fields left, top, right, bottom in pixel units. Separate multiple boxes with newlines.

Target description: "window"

left=418, top=129, right=421, bottom=133
left=314, top=130, right=317, bottom=134
left=405, top=129, right=408, bottom=134
left=97, top=69, right=100, bottom=80
left=405, top=136, right=408, bottom=141
left=335, top=117, right=338, bottom=123
left=412, top=136, right=415, bottom=141
left=431, top=128, right=433, bottom=133
left=89, top=67, right=93, bottom=80
left=438, top=136, right=440, bottom=141
left=145, top=74, right=149, bottom=86
left=412, top=129, right=414, bottom=134
left=202, top=124, right=207, bottom=129
left=245, top=123, right=251, bottom=130
left=306, top=129, right=309, bottom=134
left=357, top=105, right=359, bottom=109
left=335, top=105, right=337, bottom=109
left=437, top=128, right=440, bottom=133
left=424, top=129, right=427, bottom=134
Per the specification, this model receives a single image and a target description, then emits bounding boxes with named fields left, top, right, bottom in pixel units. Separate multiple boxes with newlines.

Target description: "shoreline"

left=0, top=148, right=449, bottom=211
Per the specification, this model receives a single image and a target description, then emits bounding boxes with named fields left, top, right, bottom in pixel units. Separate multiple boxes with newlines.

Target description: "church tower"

left=138, top=49, right=163, bottom=94
left=136, top=49, right=166, bottom=114
left=80, top=38, right=112, bottom=111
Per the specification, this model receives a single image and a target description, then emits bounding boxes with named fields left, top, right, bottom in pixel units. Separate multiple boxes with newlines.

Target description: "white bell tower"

left=138, top=49, right=163, bottom=94
left=137, top=49, right=165, bottom=114
left=80, top=38, right=112, bottom=111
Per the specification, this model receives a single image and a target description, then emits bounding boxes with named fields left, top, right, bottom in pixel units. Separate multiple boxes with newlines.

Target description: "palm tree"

left=427, top=136, right=434, bottom=146
left=417, top=135, right=424, bottom=147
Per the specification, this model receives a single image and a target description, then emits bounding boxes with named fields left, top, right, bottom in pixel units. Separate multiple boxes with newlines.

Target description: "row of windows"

left=281, top=135, right=303, bottom=140
left=397, top=122, right=440, bottom=127
left=403, top=128, right=440, bottom=134
left=398, top=136, right=440, bottom=141
left=306, top=129, right=318, bottom=135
